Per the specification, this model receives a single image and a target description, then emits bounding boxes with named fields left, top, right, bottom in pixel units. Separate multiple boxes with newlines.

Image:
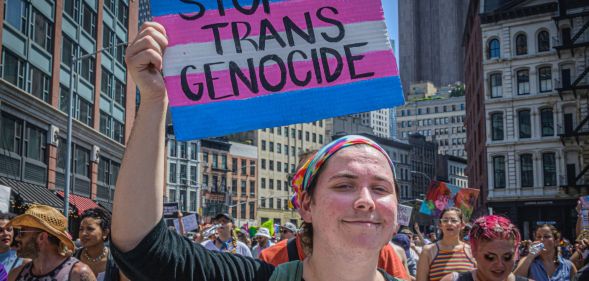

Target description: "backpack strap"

left=287, top=238, right=299, bottom=262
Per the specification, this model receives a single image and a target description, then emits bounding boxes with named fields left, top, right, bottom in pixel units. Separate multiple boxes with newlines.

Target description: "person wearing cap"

left=7, top=205, right=95, bottom=281
left=392, top=234, right=416, bottom=279
left=111, top=22, right=404, bottom=281
left=279, top=223, right=297, bottom=241
left=200, top=213, right=252, bottom=257
left=252, top=228, right=274, bottom=258
left=0, top=212, right=25, bottom=273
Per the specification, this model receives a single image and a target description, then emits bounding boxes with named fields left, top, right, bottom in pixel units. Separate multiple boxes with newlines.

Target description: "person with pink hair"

left=440, top=215, right=529, bottom=281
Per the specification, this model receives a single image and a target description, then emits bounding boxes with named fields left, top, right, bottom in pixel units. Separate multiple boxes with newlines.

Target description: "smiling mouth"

left=342, top=220, right=381, bottom=226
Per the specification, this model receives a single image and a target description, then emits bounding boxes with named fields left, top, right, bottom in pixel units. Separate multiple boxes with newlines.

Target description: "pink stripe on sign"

left=154, top=0, right=384, bottom=47
left=166, top=50, right=397, bottom=107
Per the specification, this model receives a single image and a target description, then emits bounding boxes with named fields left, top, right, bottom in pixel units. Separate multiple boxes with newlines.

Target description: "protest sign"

left=419, top=181, right=480, bottom=220
left=173, top=213, right=200, bottom=232
left=163, top=202, right=180, bottom=218
left=0, top=185, right=10, bottom=213
left=151, top=0, right=404, bottom=140
left=397, top=204, right=412, bottom=226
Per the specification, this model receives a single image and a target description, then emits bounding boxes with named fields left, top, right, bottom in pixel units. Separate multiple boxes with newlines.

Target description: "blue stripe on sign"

left=169, top=76, right=404, bottom=141
left=150, top=0, right=290, bottom=18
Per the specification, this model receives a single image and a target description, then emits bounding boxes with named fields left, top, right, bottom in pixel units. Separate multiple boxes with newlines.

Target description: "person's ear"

left=298, top=192, right=313, bottom=223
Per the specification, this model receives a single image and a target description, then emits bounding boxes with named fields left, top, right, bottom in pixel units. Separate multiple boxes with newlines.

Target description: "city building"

left=0, top=0, right=138, bottom=212
left=138, top=0, right=151, bottom=26
left=398, top=0, right=469, bottom=94
left=408, top=134, right=438, bottom=198
left=352, top=109, right=391, bottom=138
left=325, top=115, right=374, bottom=140
left=463, top=0, right=488, bottom=215
left=396, top=90, right=467, bottom=158
left=436, top=154, right=468, bottom=188
left=166, top=136, right=200, bottom=213
left=481, top=0, right=587, bottom=239
left=229, top=122, right=326, bottom=227
left=228, top=141, right=258, bottom=227
left=198, top=138, right=231, bottom=222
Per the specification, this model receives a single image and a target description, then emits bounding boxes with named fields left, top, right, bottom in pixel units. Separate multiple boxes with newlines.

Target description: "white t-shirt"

left=201, top=239, right=253, bottom=257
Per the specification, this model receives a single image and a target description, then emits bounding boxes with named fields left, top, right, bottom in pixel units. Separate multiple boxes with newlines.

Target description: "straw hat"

left=9, top=205, right=75, bottom=252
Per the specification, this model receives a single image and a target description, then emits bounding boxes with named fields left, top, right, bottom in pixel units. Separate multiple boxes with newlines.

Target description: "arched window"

left=516, top=34, right=528, bottom=55
left=488, top=39, right=500, bottom=59
left=538, top=30, right=550, bottom=52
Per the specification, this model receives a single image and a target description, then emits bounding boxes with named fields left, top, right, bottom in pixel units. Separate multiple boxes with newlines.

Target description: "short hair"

left=0, top=212, right=16, bottom=221
left=80, top=208, right=111, bottom=235
left=469, top=215, right=521, bottom=255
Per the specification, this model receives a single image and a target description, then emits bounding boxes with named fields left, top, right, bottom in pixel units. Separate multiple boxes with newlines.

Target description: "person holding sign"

left=110, top=22, right=402, bottom=281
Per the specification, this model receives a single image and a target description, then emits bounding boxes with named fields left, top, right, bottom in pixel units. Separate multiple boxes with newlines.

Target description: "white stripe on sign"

left=162, top=20, right=391, bottom=77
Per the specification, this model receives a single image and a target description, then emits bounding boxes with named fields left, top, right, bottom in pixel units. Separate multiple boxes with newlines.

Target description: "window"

left=277, top=180, right=282, bottom=190
left=212, top=154, right=218, bottom=169
left=190, top=165, right=197, bottom=185
left=177, top=142, right=186, bottom=159
left=491, top=113, right=504, bottom=141
left=518, top=110, right=531, bottom=138
left=249, top=202, right=255, bottom=219
left=490, top=73, right=502, bottom=98
left=31, top=9, right=53, bottom=53
left=117, top=0, right=129, bottom=27
left=62, top=36, right=77, bottom=67
left=517, top=70, right=530, bottom=95
left=114, top=78, right=126, bottom=107
left=75, top=95, right=93, bottom=126
left=543, top=153, right=556, bottom=186
left=64, top=0, right=79, bottom=20
left=80, top=50, right=96, bottom=83
left=221, top=155, right=227, bottom=170
left=305, top=132, right=310, bottom=141
left=488, top=39, right=500, bottom=59
left=30, top=67, right=50, bottom=102
left=25, top=124, right=46, bottom=162
left=261, top=159, right=266, bottom=169
left=169, top=139, right=177, bottom=157
left=115, top=36, right=126, bottom=65
left=241, top=159, right=246, bottom=175
left=537, top=30, right=550, bottom=52
left=277, top=200, right=282, bottom=210
left=269, top=198, right=274, bottom=209
left=5, top=0, right=27, bottom=33
left=190, top=143, right=197, bottom=160
left=269, top=179, right=274, bottom=189
left=82, top=3, right=97, bottom=38
left=202, top=152, right=208, bottom=163
left=539, top=67, right=552, bottom=92
left=241, top=181, right=246, bottom=196
left=261, top=140, right=266, bottom=150
left=169, top=163, right=177, bottom=183
left=103, top=26, right=115, bottom=55
left=277, top=143, right=282, bottom=154
left=113, top=120, right=124, bottom=144
left=249, top=180, right=255, bottom=196
left=520, top=154, right=534, bottom=188
left=515, top=34, right=527, bottom=55
left=250, top=160, right=255, bottom=175
left=319, top=135, right=323, bottom=144
left=180, top=164, right=187, bottom=184
left=2, top=50, right=26, bottom=90
left=232, top=158, right=238, bottom=174
left=101, top=67, right=113, bottom=97
left=104, top=0, right=116, bottom=12
left=269, top=160, right=274, bottom=171
left=269, top=141, right=274, bottom=152
left=261, top=198, right=266, bottom=208
left=540, top=108, right=554, bottom=137
left=75, top=146, right=90, bottom=177
left=261, top=178, right=266, bottom=189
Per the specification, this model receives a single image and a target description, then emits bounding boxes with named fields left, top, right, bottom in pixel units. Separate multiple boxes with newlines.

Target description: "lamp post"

left=64, top=41, right=128, bottom=225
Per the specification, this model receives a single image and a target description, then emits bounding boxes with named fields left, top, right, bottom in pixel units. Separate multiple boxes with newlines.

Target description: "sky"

left=381, top=0, right=399, bottom=58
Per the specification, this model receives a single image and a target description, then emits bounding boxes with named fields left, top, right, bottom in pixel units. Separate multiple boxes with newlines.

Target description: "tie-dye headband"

left=290, top=135, right=395, bottom=209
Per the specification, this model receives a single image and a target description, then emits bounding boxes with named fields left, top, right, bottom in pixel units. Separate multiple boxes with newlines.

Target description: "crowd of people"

left=2, top=20, right=589, bottom=280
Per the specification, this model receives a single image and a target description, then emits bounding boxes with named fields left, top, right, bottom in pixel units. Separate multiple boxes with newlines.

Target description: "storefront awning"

left=0, top=177, right=64, bottom=211
left=56, top=191, right=100, bottom=215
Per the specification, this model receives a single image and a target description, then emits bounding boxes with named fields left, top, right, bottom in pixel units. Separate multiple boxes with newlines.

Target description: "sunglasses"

left=16, top=230, right=41, bottom=237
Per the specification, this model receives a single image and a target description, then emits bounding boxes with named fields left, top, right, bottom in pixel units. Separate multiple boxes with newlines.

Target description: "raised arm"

left=112, top=22, right=169, bottom=252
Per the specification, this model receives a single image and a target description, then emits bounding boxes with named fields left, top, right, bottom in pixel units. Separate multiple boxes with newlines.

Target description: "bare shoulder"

left=70, top=262, right=97, bottom=281
left=7, top=261, right=29, bottom=281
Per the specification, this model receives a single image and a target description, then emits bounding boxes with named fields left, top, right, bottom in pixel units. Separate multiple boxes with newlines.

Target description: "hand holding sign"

left=127, top=22, right=168, bottom=103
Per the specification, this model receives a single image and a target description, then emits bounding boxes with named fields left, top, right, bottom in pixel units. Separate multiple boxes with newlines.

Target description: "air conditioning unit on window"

left=48, top=125, right=60, bottom=146
left=91, top=145, right=100, bottom=163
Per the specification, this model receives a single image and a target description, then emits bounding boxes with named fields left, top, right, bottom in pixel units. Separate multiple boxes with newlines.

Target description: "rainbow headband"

left=290, top=135, right=395, bottom=209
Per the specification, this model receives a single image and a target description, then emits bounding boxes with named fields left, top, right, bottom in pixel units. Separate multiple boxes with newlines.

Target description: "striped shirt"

left=429, top=243, right=476, bottom=281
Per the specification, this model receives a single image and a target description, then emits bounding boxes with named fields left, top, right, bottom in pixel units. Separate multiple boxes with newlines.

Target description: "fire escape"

left=554, top=0, right=589, bottom=193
